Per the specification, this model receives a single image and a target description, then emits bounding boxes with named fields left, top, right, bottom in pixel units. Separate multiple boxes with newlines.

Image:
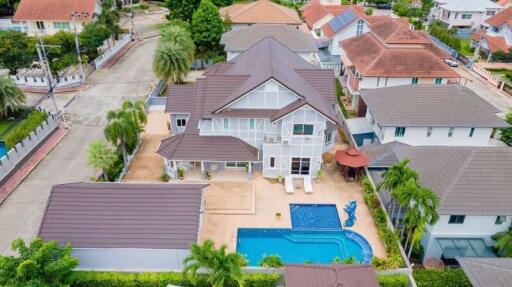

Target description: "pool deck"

left=200, top=148, right=388, bottom=260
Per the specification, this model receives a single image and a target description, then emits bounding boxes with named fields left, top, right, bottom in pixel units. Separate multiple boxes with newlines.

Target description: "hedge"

left=71, top=271, right=280, bottom=287
left=5, top=110, right=48, bottom=149
left=335, top=78, right=349, bottom=119
left=413, top=269, right=471, bottom=287
left=377, top=274, right=409, bottom=287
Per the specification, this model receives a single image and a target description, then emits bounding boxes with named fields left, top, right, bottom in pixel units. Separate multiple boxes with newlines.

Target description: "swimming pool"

left=236, top=228, right=373, bottom=266
left=290, top=204, right=342, bottom=230
left=0, top=141, right=7, bottom=159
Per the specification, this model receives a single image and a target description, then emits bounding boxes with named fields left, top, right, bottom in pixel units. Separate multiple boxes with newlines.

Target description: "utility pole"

left=71, top=11, right=88, bottom=84
left=36, top=36, right=68, bottom=128
left=130, top=0, right=135, bottom=40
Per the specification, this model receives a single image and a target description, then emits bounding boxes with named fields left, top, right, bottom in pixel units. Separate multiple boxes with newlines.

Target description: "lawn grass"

left=488, top=68, right=512, bottom=83
left=459, top=39, right=474, bottom=57
left=0, top=119, right=17, bottom=140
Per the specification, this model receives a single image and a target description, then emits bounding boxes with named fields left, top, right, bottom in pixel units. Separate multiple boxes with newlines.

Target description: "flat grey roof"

left=39, top=182, right=206, bottom=249
left=458, top=258, right=512, bottom=287
left=361, top=84, right=508, bottom=128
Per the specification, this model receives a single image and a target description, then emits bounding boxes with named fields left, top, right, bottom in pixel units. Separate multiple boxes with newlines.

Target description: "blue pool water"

left=237, top=228, right=373, bottom=266
left=0, top=141, right=7, bottom=159
left=290, top=204, right=342, bottom=230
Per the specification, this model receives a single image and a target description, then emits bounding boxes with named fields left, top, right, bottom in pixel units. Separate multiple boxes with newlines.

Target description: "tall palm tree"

left=183, top=240, right=247, bottom=287
left=121, top=100, right=147, bottom=133
left=160, top=25, right=195, bottom=63
left=378, top=159, right=419, bottom=227
left=492, top=228, right=512, bottom=257
left=87, top=140, right=117, bottom=181
left=99, top=0, right=121, bottom=45
left=104, top=110, right=136, bottom=164
left=0, top=76, right=26, bottom=117
left=153, top=40, right=191, bottom=84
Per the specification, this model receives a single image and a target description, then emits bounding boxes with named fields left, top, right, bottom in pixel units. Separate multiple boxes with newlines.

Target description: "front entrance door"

left=291, top=158, right=310, bottom=175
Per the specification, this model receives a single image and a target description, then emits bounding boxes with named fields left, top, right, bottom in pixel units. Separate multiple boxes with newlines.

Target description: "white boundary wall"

left=94, top=34, right=132, bottom=69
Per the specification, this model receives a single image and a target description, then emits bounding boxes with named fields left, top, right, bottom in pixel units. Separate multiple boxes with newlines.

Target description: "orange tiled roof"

left=219, top=0, right=301, bottom=25
left=481, top=34, right=511, bottom=53
left=13, top=0, right=96, bottom=21
left=486, top=6, right=512, bottom=28
left=302, top=0, right=364, bottom=27
left=340, top=33, right=460, bottom=78
left=497, top=0, right=512, bottom=7
left=368, top=17, right=429, bottom=44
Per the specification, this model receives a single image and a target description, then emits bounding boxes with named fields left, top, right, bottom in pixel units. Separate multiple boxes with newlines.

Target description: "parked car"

left=376, top=3, right=392, bottom=9
left=443, top=58, right=459, bottom=67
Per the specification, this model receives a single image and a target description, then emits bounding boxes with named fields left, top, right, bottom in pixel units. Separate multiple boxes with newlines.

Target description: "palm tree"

left=0, top=76, right=26, bottom=117
left=160, top=25, right=195, bottom=63
left=378, top=159, right=419, bottom=228
left=104, top=110, right=137, bottom=165
left=99, top=0, right=121, bottom=46
left=493, top=228, right=512, bottom=257
left=87, top=140, right=117, bottom=181
left=153, top=40, right=191, bottom=84
left=121, top=100, right=147, bottom=133
left=183, top=240, right=247, bottom=287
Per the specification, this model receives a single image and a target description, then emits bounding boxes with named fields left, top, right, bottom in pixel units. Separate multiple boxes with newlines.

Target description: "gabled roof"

left=486, top=6, right=512, bottom=27
left=13, top=0, right=96, bottom=21
left=39, top=182, right=205, bottom=249
left=340, top=32, right=460, bottom=78
left=221, top=24, right=318, bottom=53
left=367, top=17, right=429, bottom=44
left=284, top=264, right=379, bottom=287
left=365, top=143, right=512, bottom=216
left=219, top=0, right=301, bottom=25
left=321, top=8, right=361, bottom=38
left=481, top=34, right=511, bottom=53
left=438, top=0, right=502, bottom=12
left=458, top=258, right=512, bottom=287
left=361, top=84, right=508, bottom=127
left=302, top=0, right=364, bottom=27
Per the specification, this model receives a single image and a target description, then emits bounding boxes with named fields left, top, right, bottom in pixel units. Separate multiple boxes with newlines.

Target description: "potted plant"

left=275, top=212, right=282, bottom=219
left=277, top=175, right=284, bottom=183
left=315, top=169, right=322, bottom=183
left=204, top=170, right=211, bottom=180
left=160, top=172, right=170, bottom=182
left=177, top=168, right=185, bottom=180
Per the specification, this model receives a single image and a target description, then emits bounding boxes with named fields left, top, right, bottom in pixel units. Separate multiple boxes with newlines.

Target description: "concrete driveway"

left=0, top=37, right=159, bottom=255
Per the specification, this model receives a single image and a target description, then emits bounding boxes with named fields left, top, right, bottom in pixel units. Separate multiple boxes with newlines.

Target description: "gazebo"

left=335, top=148, right=369, bottom=181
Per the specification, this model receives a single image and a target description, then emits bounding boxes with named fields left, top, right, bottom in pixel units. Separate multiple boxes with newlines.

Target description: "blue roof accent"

left=328, top=9, right=358, bottom=33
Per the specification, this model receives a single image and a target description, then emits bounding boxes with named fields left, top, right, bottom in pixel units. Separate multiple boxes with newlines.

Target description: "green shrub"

left=259, top=255, right=284, bottom=267
left=140, top=3, right=149, bottom=9
left=105, top=152, right=124, bottom=181
left=413, top=269, right=471, bottom=287
left=377, top=274, right=409, bottom=287
left=71, top=271, right=280, bottom=287
left=335, top=78, right=349, bottom=119
left=5, top=110, right=48, bottom=149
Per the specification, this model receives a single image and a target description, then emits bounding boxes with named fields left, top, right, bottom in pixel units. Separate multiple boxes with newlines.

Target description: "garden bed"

left=413, top=268, right=471, bottom=287
left=487, top=68, right=512, bottom=83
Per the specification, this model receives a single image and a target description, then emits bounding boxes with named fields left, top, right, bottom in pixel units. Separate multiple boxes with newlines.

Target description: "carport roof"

left=39, top=182, right=206, bottom=249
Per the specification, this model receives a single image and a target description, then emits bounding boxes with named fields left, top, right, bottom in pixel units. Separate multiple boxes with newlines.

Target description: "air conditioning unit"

left=282, top=138, right=291, bottom=145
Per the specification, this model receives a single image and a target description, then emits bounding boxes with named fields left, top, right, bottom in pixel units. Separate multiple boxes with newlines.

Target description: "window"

left=53, top=22, right=71, bottom=30
left=448, top=215, right=465, bottom=224
left=176, top=118, right=186, bottom=127
left=411, top=77, right=419, bottom=84
left=249, top=119, right=255, bottom=130
left=291, top=158, right=310, bottom=175
left=394, top=127, right=406, bottom=137
left=487, top=10, right=496, bottom=16
left=461, top=14, right=472, bottom=19
left=223, top=118, right=229, bottom=129
left=226, top=162, right=247, bottom=168
left=469, top=127, right=475, bottom=137
left=356, top=20, right=364, bottom=36
left=270, top=157, right=275, bottom=168
left=496, top=216, right=506, bottom=225
left=324, top=131, right=332, bottom=144
left=427, top=127, right=433, bottom=137
left=448, top=127, right=454, bottom=137
left=293, top=124, right=314, bottom=136
left=36, top=21, right=45, bottom=30
left=434, top=78, right=443, bottom=84
left=493, top=26, right=500, bottom=33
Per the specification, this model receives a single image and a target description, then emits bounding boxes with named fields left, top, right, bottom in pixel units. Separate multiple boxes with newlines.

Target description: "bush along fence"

left=94, top=34, right=132, bottom=69
left=0, top=108, right=58, bottom=183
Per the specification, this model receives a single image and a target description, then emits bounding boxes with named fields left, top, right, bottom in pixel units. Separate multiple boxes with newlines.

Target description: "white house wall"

left=227, top=51, right=316, bottom=63
left=379, top=126, right=493, bottom=146
left=227, top=79, right=300, bottom=109
left=359, top=77, right=448, bottom=89
left=327, top=21, right=369, bottom=56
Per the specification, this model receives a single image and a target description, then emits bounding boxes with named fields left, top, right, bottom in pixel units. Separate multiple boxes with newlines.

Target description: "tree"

left=211, top=0, right=232, bottom=7
left=493, top=228, right=512, bottom=257
left=501, top=110, right=512, bottom=146
left=43, top=31, right=78, bottom=77
left=122, top=100, right=147, bottom=138
left=153, top=41, right=191, bottom=84
left=104, top=110, right=137, bottom=164
left=378, top=159, right=419, bottom=228
left=0, top=238, right=79, bottom=287
left=0, top=30, right=35, bottom=75
left=190, top=0, right=226, bottom=61
left=99, top=0, right=122, bottom=44
left=0, top=76, right=25, bottom=117
left=87, top=140, right=117, bottom=181
left=165, top=0, right=200, bottom=22
left=161, top=25, right=196, bottom=62
left=183, top=240, right=247, bottom=287
left=79, top=22, right=111, bottom=59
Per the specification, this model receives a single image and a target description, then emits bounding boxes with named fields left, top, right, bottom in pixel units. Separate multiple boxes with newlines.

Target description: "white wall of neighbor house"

left=311, top=14, right=334, bottom=32
left=227, top=51, right=317, bottom=63
left=430, top=6, right=501, bottom=29
left=378, top=125, right=493, bottom=146
left=422, top=215, right=511, bottom=259
left=73, top=248, right=191, bottom=271
left=358, top=76, right=449, bottom=89
left=22, top=20, right=85, bottom=35
left=327, top=20, right=369, bottom=56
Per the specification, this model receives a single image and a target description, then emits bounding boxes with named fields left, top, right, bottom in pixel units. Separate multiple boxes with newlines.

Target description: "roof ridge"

left=267, top=0, right=301, bottom=22
left=441, top=148, right=476, bottom=202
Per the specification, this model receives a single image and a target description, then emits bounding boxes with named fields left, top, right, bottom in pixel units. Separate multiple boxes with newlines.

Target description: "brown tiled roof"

left=458, top=258, right=512, bottom=287
left=13, top=0, right=96, bottom=21
left=368, top=17, right=429, bottom=44
left=486, top=6, right=512, bottom=28
left=165, top=84, right=195, bottom=114
left=219, top=0, right=301, bottom=25
left=341, top=33, right=460, bottom=78
left=482, top=34, right=511, bottom=53
left=284, top=264, right=379, bottom=287
left=38, top=182, right=205, bottom=249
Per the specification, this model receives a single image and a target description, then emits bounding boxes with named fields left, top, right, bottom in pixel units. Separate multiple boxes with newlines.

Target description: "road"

left=0, top=35, right=159, bottom=254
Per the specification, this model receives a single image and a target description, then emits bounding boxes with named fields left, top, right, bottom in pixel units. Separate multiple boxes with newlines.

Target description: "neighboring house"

left=365, top=142, right=512, bottom=263
left=457, top=258, right=512, bottom=287
left=13, top=0, right=100, bottom=35
left=219, top=0, right=301, bottom=30
left=284, top=264, right=379, bottom=287
left=0, top=17, right=27, bottom=31
left=38, top=182, right=206, bottom=271
left=498, top=0, right=512, bottom=8
left=346, top=84, right=508, bottom=147
left=340, top=30, right=459, bottom=109
left=301, top=0, right=365, bottom=32
left=429, top=0, right=503, bottom=29
left=471, top=6, right=512, bottom=60
left=157, top=37, right=338, bottom=180
left=220, top=24, right=319, bottom=64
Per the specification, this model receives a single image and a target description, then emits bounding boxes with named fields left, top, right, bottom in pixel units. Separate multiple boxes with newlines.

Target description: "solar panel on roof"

left=328, top=9, right=358, bottom=33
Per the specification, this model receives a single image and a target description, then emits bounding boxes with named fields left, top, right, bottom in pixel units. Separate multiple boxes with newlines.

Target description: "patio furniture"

left=335, top=148, right=369, bottom=181
left=304, top=176, right=313, bottom=193
left=285, top=176, right=294, bottom=194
